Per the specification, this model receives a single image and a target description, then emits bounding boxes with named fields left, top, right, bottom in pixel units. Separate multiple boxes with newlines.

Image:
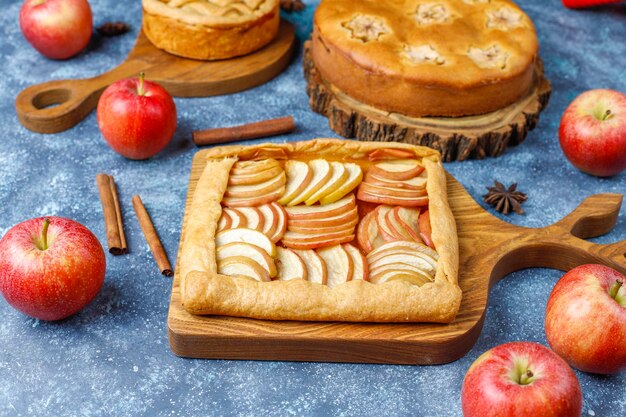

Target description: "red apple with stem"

left=0, top=217, right=106, bottom=321
left=19, top=0, right=93, bottom=60
left=97, top=73, right=177, bottom=160
left=545, top=264, right=626, bottom=374
left=559, top=89, right=626, bottom=177
left=462, top=342, right=582, bottom=417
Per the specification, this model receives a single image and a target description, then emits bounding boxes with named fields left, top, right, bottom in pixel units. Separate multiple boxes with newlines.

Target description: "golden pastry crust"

left=142, top=0, right=279, bottom=60
left=312, top=0, right=539, bottom=117
left=180, top=139, right=461, bottom=323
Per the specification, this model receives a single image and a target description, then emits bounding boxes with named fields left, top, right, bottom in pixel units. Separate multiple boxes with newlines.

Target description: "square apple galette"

left=179, top=139, right=461, bottom=323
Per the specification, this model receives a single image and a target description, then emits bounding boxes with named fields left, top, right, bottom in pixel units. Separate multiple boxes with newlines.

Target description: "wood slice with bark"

left=303, top=41, right=552, bottom=162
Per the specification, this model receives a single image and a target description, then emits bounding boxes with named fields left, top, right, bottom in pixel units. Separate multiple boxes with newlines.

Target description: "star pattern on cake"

left=403, top=44, right=445, bottom=65
left=486, top=7, right=523, bottom=30
left=342, top=15, right=389, bottom=42
left=467, top=45, right=509, bottom=69
left=463, top=0, right=490, bottom=4
left=413, top=3, right=450, bottom=25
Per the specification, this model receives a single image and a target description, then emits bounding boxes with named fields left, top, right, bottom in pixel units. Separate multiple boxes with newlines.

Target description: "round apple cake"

left=142, top=0, right=280, bottom=60
left=311, top=0, right=539, bottom=117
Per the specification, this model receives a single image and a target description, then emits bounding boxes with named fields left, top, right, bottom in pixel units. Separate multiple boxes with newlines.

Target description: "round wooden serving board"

left=15, top=21, right=296, bottom=134
left=167, top=150, right=625, bottom=365
left=303, top=42, right=552, bottom=162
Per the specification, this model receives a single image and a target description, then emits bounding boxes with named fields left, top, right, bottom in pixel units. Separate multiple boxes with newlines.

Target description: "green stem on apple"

left=519, top=370, right=534, bottom=386
left=609, top=280, right=623, bottom=300
left=601, top=109, right=613, bottom=121
left=40, top=218, right=50, bottom=251
left=137, top=72, right=146, bottom=96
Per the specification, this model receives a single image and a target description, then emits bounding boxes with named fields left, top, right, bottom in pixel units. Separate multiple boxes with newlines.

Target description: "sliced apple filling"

left=216, top=154, right=438, bottom=287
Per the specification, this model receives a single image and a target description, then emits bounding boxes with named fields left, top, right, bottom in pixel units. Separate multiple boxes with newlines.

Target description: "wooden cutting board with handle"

left=167, top=150, right=625, bottom=364
left=15, top=21, right=295, bottom=134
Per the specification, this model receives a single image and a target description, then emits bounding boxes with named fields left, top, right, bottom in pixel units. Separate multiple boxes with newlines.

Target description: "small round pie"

left=142, top=0, right=280, bottom=60
left=311, top=0, right=539, bottom=117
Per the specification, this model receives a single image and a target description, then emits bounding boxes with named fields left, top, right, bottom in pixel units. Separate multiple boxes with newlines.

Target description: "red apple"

left=0, top=217, right=106, bottom=321
left=19, top=0, right=92, bottom=60
left=462, top=342, right=582, bottom=417
left=97, top=73, right=177, bottom=160
left=545, top=264, right=626, bottom=374
left=559, top=89, right=626, bottom=177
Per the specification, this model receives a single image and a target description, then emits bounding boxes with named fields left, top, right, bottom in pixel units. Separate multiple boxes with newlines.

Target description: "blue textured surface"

left=0, top=1, right=625, bottom=416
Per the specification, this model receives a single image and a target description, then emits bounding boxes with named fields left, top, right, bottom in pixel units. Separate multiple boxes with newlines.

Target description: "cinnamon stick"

left=132, top=195, right=173, bottom=277
left=96, top=174, right=127, bottom=255
left=192, top=116, right=296, bottom=146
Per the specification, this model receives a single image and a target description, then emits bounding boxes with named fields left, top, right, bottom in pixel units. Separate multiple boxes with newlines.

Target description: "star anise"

left=280, top=0, right=306, bottom=12
left=483, top=181, right=527, bottom=215
left=97, top=22, right=130, bottom=37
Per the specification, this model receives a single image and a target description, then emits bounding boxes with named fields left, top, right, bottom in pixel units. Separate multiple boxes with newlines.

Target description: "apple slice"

left=217, top=242, right=277, bottom=278
left=369, top=269, right=432, bottom=286
left=343, top=244, right=368, bottom=281
left=287, top=159, right=333, bottom=206
left=258, top=204, right=278, bottom=237
left=225, top=171, right=286, bottom=199
left=375, top=205, right=397, bottom=241
left=368, top=160, right=424, bottom=181
left=282, top=234, right=355, bottom=250
left=317, top=245, right=353, bottom=288
left=276, top=247, right=308, bottom=281
left=319, top=163, right=363, bottom=206
left=288, top=206, right=358, bottom=228
left=288, top=216, right=359, bottom=235
left=394, top=207, right=422, bottom=243
left=268, top=202, right=287, bottom=243
left=305, top=162, right=348, bottom=205
left=368, top=148, right=416, bottom=161
left=228, top=165, right=284, bottom=186
left=367, top=240, right=439, bottom=266
left=222, top=208, right=247, bottom=229
left=369, top=254, right=436, bottom=277
left=359, top=182, right=427, bottom=199
left=356, top=211, right=385, bottom=254
left=222, top=187, right=284, bottom=207
left=294, top=249, right=327, bottom=284
left=419, top=210, right=434, bottom=249
left=357, top=187, right=429, bottom=207
left=215, top=228, right=276, bottom=257
left=217, top=210, right=232, bottom=232
left=364, top=171, right=427, bottom=190
left=218, top=256, right=271, bottom=282
left=385, top=207, right=414, bottom=241
left=285, top=194, right=356, bottom=220
left=235, top=207, right=265, bottom=232
left=218, top=258, right=271, bottom=282
left=278, top=160, right=313, bottom=205
left=230, top=159, right=280, bottom=176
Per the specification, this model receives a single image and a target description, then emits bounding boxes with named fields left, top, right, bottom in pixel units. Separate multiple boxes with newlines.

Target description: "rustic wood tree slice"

left=303, top=41, right=552, bottom=162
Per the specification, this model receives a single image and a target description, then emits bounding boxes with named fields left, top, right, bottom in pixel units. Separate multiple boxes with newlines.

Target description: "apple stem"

left=609, top=280, right=623, bottom=300
left=41, top=218, right=50, bottom=251
left=601, top=109, right=613, bottom=121
left=137, top=72, right=146, bottom=96
left=519, top=370, right=534, bottom=385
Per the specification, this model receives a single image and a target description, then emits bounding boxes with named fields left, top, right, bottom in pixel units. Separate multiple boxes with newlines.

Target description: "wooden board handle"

left=15, top=61, right=150, bottom=134
left=485, top=193, right=626, bottom=283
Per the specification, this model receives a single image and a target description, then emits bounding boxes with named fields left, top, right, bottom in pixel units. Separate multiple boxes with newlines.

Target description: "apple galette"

left=311, top=0, right=539, bottom=117
left=142, top=0, right=280, bottom=60
left=180, top=139, right=461, bottom=322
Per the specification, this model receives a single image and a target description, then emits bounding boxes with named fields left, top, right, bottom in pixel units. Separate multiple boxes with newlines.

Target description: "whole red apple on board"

left=462, top=342, right=582, bottom=417
left=97, top=73, right=177, bottom=160
left=0, top=217, right=106, bottom=321
left=19, top=0, right=93, bottom=60
left=559, top=89, right=626, bottom=177
left=545, top=264, right=626, bottom=374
